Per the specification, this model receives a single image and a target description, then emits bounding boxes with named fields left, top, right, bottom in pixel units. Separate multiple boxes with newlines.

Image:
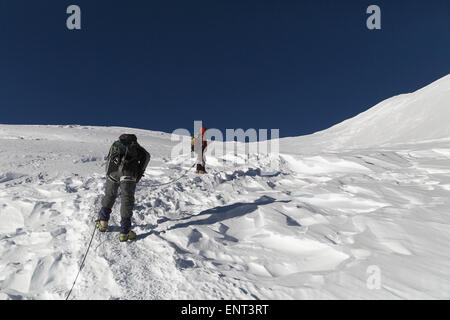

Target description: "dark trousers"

left=99, top=176, right=136, bottom=234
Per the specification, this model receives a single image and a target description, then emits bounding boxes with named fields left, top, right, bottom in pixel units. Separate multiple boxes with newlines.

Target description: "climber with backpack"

left=96, top=134, right=150, bottom=242
left=191, top=126, right=208, bottom=174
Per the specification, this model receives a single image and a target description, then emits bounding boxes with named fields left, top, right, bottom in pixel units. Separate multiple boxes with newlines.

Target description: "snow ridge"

left=281, top=74, right=450, bottom=153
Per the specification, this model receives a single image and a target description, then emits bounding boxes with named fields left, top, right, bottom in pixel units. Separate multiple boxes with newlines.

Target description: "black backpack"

left=106, top=134, right=140, bottom=176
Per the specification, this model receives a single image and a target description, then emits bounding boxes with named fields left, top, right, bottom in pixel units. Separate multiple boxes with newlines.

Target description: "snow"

left=1, top=75, right=450, bottom=299
left=280, top=74, right=450, bottom=153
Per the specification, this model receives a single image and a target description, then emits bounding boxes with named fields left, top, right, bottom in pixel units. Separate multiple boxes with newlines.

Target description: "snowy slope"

left=1, top=75, right=450, bottom=300
left=281, top=74, right=450, bottom=153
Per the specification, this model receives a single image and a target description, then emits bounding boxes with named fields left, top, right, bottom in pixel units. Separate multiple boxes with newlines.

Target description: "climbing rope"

left=65, top=162, right=198, bottom=300
left=65, top=221, right=97, bottom=300
left=146, top=163, right=196, bottom=188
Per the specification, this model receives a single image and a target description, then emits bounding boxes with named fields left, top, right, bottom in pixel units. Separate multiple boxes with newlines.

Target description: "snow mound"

left=282, top=74, right=450, bottom=153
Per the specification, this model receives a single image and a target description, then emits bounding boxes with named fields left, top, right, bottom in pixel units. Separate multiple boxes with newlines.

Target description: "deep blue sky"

left=0, top=0, right=449, bottom=137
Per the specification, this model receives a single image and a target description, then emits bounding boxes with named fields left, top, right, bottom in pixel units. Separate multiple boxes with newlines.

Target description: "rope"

left=146, top=163, right=196, bottom=188
left=65, top=222, right=97, bottom=300
left=65, top=161, right=196, bottom=300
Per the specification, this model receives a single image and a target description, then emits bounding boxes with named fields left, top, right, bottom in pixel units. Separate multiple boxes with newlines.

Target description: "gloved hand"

left=136, top=173, right=144, bottom=183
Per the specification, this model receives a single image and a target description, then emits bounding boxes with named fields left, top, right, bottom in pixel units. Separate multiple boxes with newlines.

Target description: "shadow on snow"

left=136, top=195, right=290, bottom=241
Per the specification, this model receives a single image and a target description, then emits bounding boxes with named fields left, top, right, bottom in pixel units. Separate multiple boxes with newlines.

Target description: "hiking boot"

left=119, top=230, right=137, bottom=242
left=95, top=220, right=108, bottom=232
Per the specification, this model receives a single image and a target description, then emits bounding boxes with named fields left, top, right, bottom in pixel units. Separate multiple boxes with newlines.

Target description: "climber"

left=96, top=133, right=150, bottom=242
left=191, top=126, right=208, bottom=174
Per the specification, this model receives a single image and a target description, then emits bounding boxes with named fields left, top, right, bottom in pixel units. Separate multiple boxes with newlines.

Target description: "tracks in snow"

left=2, top=146, right=450, bottom=299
